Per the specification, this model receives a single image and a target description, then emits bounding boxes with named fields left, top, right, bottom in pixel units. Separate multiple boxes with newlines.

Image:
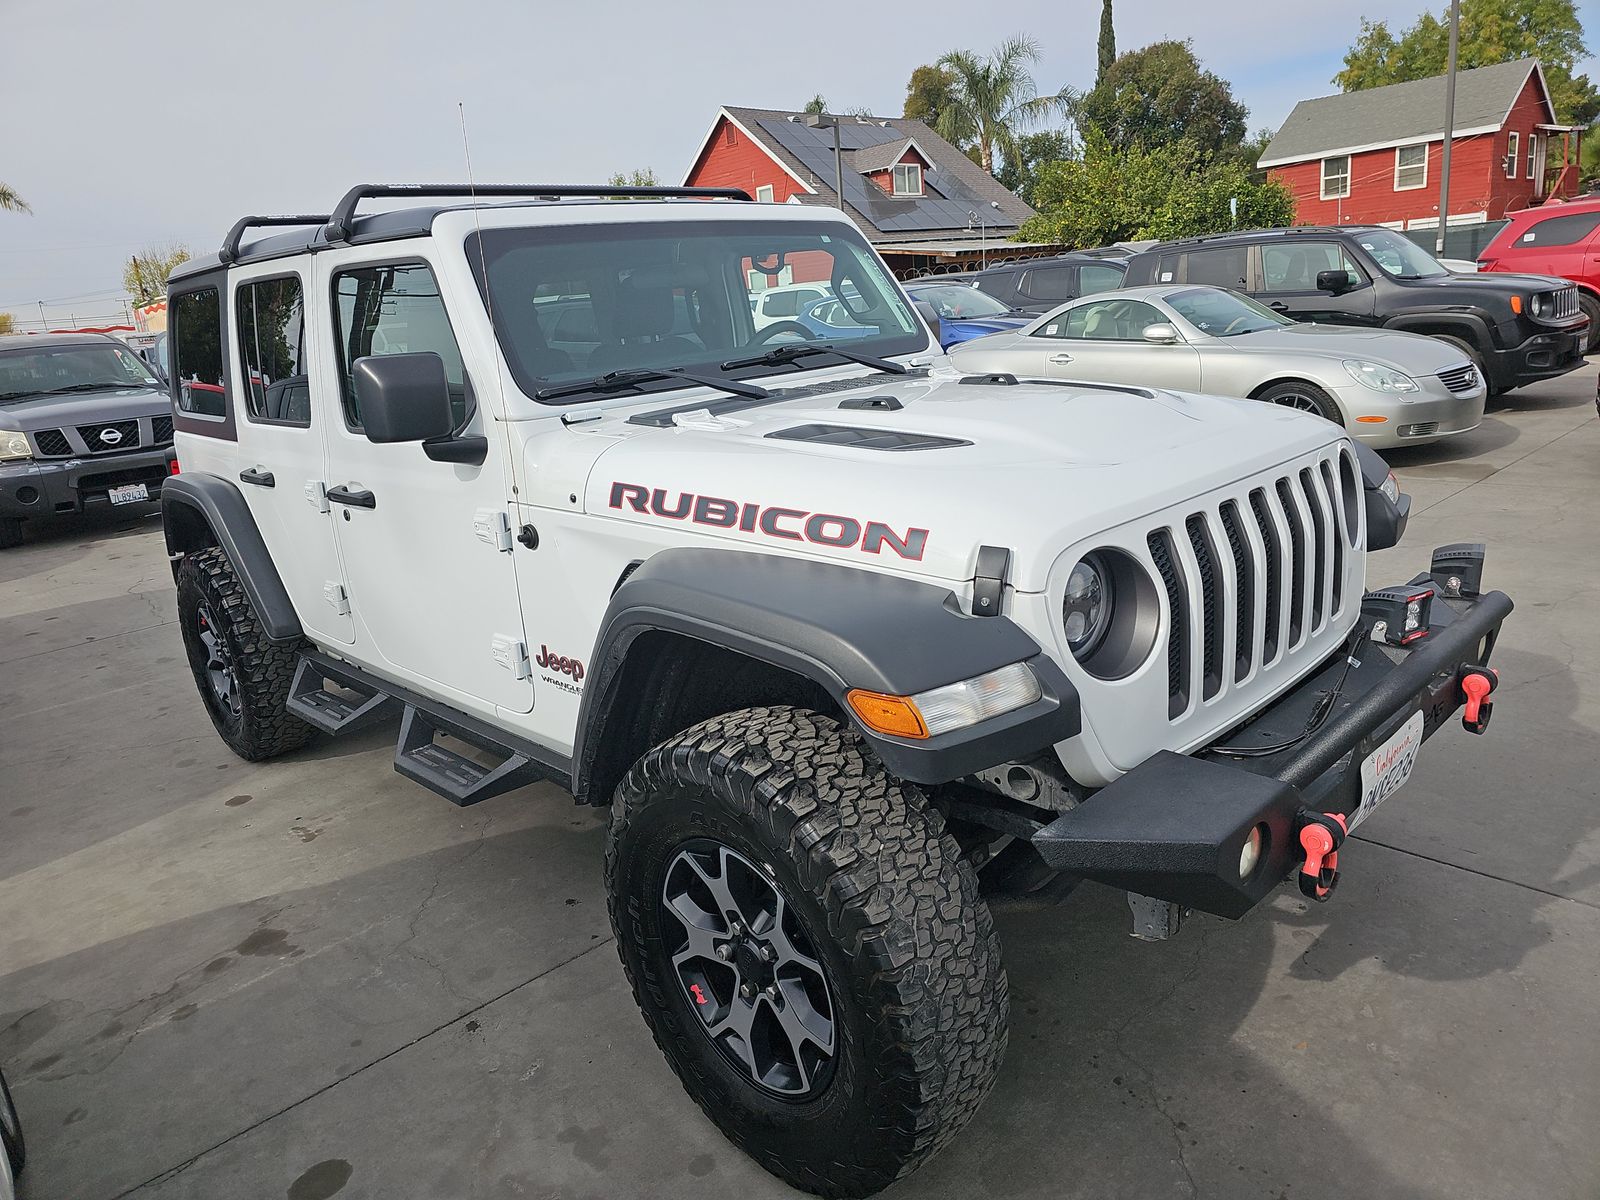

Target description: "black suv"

left=955, top=250, right=1129, bottom=314
left=1121, top=226, right=1589, bottom=394
left=0, top=333, right=177, bottom=548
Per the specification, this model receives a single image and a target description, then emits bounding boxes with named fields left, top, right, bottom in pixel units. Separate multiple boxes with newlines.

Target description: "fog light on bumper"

left=1239, top=824, right=1266, bottom=880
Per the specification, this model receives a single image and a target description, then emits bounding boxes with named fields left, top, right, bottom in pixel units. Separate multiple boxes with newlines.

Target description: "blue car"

left=901, top=281, right=1033, bottom=349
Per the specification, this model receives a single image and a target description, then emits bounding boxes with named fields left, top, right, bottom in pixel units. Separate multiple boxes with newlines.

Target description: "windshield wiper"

left=720, top=343, right=909, bottom=376
left=534, top=367, right=768, bottom=404
left=21, top=381, right=158, bottom=397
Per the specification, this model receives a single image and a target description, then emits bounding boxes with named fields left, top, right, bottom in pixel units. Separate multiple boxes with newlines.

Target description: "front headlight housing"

left=1380, top=469, right=1401, bottom=504
left=1060, top=547, right=1161, bottom=681
left=1063, top=553, right=1113, bottom=658
left=1529, top=292, right=1550, bottom=318
left=1343, top=360, right=1420, bottom=394
left=0, top=430, right=32, bottom=462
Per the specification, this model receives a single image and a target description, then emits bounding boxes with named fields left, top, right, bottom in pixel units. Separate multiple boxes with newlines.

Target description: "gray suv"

left=0, top=333, right=177, bottom=548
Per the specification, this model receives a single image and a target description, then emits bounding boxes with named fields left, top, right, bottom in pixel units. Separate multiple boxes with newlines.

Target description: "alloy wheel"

left=195, top=603, right=241, bottom=718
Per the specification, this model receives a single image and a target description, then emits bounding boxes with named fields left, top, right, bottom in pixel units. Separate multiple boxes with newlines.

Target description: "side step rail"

left=287, top=655, right=401, bottom=735
left=395, top=705, right=544, bottom=807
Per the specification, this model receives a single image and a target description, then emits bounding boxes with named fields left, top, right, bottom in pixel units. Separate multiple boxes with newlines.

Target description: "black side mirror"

left=353, top=353, right=456, bottom=443
left=911, top=300, right=944, bottom=350
left=1316, top=269, right=1353, bottom=294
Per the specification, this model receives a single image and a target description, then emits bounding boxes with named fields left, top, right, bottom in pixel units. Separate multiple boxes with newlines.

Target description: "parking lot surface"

left=3, top=366, right=1598, bottom=1200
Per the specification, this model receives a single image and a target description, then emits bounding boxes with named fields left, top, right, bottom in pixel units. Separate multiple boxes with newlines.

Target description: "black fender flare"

left=161, top=472, right=303, bottom=641
left=571, top=548, right=1080, bottom=798
left=1380, top=310, right=1493, bottom=352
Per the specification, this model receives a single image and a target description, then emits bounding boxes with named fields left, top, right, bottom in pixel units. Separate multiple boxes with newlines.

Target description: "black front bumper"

left=1487, top=323, right=1588, bottom=390
left=1033, top=552, right=1513, bottom=918
left=0, top=449, right=175, bottom=519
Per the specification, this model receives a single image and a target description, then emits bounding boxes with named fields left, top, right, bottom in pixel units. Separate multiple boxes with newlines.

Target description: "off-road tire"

left=176, top=547, right=313, bottom=761
left=0, top=518, right=23, bottom=550
left=0, top=1065, right=23, bottom=1174
left=605, top=706, right=1007, bottom=1198
left=1578, top=292, right=1600, bottom=354
left=1257, top=379, right=1342, bottom=424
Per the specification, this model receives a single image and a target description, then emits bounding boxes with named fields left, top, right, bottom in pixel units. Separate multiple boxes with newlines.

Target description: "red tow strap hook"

left=1296, top=811, right=1348, bottom=902
left=1458, top=665, right=1499, bottom=735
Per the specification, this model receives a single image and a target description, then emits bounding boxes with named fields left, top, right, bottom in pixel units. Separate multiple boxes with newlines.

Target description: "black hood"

left=0, top=385, right=171, bottom=432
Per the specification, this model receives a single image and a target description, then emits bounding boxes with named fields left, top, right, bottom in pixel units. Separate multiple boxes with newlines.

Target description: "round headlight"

left=1063, top=553, right=1113, bottom=658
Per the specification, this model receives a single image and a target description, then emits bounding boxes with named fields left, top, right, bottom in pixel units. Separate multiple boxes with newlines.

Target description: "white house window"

left=891, top=163, right=923, bottom=197
left=1505, top=132, right=1519, bottom=179
left=1394, top=144, right=1427, bottom=191
left=755, top=184, right=775, bottom=203
left=1528, top=133, right=1542, bottom=182
left=1320, top=155, right=1351, bottom=200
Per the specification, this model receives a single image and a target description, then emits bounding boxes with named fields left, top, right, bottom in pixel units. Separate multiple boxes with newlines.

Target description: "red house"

left=1259, top=60, right=1584, bottom=236
left=683, top=106, right=1040, bottom=277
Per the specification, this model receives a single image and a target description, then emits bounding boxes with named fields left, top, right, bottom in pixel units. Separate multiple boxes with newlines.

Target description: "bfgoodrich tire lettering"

left=177, top=547, right=314, bottom=761
left=605, top=706, right=1007, bottom=1198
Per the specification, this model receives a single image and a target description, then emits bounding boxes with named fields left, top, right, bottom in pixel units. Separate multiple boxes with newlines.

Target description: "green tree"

left=122, top=243, right=191, bottom=305
left=1019, top=130, right=1295, bottom=247
left=935, top=35, right=1067, bottom=177
left=607, top=168, right=659, bottom=186
left=803, top=94, right=827, bottom=116
left=995, top=129, right=1074, bottom=205
left=0, top=313, right=14, bottom=335
left=1078, top=40, right=1248, bottom=157
left=1336, top=0, right=1599, bottom=125
left=1097, top=0, right=1116, bottom=84
left=0, top=182, right=28, bottom=214
left=904, top=65, right=960, bottom=134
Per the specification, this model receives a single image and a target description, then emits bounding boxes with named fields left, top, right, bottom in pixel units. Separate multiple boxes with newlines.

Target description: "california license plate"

left=108, top=483, right=149, bottom=506
left=1350, top=710, right=1425, bottom=830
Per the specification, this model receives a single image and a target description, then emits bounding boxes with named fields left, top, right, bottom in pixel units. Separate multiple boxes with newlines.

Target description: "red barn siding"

left=686, top=117, right=808, bottom=203
left=1267, top=72, right=1568, bottom=227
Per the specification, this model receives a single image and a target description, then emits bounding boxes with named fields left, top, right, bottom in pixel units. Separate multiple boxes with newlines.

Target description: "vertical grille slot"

left=152, top=415, right=175, bottom=444
left=1184, top=514, right=1224, bottom=701
left=1299, top=468, right=1328, bottom=632
left=1220, top=501, right=1253, bottom=681
left=1249, top=489, right=1282, bottom=664
left=1148, top=529, right=1189, bottom=719
left=1275, top=479, right=1307, bottom=648
left=1319, top=459, right=1345, bottom=615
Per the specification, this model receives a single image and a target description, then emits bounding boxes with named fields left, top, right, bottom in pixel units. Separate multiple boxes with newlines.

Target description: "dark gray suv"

left=0, top=333, right=177, bottom=548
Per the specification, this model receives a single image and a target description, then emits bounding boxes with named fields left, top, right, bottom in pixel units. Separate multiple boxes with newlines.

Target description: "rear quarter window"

left=1514, top=211, right=1600, bottom=248
left=171, top=286, right=229, bottom=419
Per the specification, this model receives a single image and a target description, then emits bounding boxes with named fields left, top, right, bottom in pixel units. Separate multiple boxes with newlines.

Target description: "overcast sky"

left=2, top=0, right=1593, bottom=329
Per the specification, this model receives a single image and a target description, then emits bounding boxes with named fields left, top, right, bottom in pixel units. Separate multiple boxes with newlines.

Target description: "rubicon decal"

left=609, top=482, right=929, bottom=561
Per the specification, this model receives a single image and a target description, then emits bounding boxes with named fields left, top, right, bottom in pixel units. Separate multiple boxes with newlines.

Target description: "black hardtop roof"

left=0, top=331, right=121, bottom=351
left=968, top=250, right=1133, bottom=277
left=1130, top=225, right=1390, bottom=256
left=170, top=183, right=755, bottom=282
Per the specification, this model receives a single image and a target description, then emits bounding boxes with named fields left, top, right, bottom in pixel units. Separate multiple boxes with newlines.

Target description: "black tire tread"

left=0, top=1066, right=23, bottom=1173
left=1258, top=379, right=1342, bottom=424
left=605, top=705, right=1006, bottom=1198
left=177, top=547, right=313, bottom=761
left=1578, top=292, right=1600, bottom=354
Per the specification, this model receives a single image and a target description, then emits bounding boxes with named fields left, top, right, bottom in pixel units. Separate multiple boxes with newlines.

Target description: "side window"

left=1035, top=298, right=1165, bottom=341
left=172, top=287, right=227, bottom=418
left=1518, top=211, right=1600, bottom=247
left=332, top=263, right=467, bottom=430
left=1020, top=266, right=1076, bottom=302
left=1184, top=247, right=1248, bottom=289
left=1260, top=243, right=1363, bottom=292
left=763, top=290, right=800, bottom=318
left=1079, top=264, right=1124, bottom=296
left=236, top=275, right=309, bottom=426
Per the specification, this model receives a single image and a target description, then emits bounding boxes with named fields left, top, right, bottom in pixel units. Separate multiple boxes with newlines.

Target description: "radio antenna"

left=458, top=101, right=518, bottom=483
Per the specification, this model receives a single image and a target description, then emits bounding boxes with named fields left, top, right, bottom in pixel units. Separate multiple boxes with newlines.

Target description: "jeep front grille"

left=1437, top=364, right=1478, bottom=393
left=1148, top=448, right=1359, bottom=722
left=33, top=429, right=72, bottom=458
left=1548, top=286, right=1579, bottom=321
left=76, top=420, right=141, bottom=453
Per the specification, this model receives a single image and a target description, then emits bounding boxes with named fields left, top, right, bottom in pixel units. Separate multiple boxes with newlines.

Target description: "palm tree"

left=0, top=182, right=29, bottom=214
left=936, top=36, right=1066, bottom=177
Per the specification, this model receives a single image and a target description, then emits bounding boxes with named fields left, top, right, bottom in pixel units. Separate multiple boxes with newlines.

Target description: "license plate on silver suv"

left=108, top=483, right=149, bottom=506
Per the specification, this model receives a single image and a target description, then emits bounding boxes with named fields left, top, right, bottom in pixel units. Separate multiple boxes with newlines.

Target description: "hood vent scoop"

left=838, top=395, right=903, bottom=411
left=766, top=423, right=970, bottom=452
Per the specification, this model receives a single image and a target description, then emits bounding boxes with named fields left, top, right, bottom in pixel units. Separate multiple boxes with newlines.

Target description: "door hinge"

left=474, top=508, right=514, bottom=552
left=491, top=635, right=532, bottom=679
left=971, top=545, right=1011, bottom=617
left=305, top=480, right=330, bottom=513
left=323, top=581, right=351, bottom=616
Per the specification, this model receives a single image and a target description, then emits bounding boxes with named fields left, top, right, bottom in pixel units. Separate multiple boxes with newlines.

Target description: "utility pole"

left=804, top=112, right=845, bottom=212
left=1436, top=0, right=1460, bottom=256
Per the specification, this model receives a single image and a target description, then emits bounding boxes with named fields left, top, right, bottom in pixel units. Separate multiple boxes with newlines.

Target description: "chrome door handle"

left=1048, top=352, right=1074, bottom=364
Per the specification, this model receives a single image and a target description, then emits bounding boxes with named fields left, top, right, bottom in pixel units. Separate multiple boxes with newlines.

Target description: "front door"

left=316, top=252, right=533, bottom=717
left=1027, top=297, right=1202, bottom=389
left=1255, top=240, right=1378, bottom=325
left=228, top=265, right=353, bottom=646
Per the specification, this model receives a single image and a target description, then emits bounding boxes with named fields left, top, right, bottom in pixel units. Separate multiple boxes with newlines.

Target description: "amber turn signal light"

left=846, top=689, right=929, bottom=739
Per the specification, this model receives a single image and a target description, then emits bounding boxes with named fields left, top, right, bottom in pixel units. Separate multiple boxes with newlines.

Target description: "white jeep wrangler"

left=161, top=184, right=1513, bottom=1197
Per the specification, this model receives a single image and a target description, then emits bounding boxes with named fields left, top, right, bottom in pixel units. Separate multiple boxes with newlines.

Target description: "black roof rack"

left=219, top=214, right=332, bottom=264
left=323, top=183, right=753, bottom=242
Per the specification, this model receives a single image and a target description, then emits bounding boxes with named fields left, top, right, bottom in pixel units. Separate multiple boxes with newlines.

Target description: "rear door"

left=1015, top=264, right=1078, bottom=313
left=1256, top=240, right=1378, bottom=325
left=316, top=250, right=533, bottom=717
left=228, top=263, right=353, bottom=645
left=1026, top=297, right=1201, bottom=388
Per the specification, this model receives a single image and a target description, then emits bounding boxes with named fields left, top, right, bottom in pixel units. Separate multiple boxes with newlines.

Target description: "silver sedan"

left=947, top=284, right=1487, bottom=448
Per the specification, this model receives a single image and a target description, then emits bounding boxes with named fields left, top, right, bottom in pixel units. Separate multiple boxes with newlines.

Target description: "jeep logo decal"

left=608, top=483, right=928, bottom=561
left=535, top=645, right=585, bottom=682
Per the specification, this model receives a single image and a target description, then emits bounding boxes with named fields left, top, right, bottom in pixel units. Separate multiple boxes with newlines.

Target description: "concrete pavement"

left=2, top=366, right=1597, bottom=1200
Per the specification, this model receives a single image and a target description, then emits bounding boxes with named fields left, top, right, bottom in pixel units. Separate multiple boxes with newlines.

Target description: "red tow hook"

left=1458, top=665, right=1499, bottom=735
left=1297, top=811, right=1348, bottom=902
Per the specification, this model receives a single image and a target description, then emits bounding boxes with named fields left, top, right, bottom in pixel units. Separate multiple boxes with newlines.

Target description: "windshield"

left=469, top=219, right=924, bottom=402
left=1165, top=288, right=1294, bottom=337
left=1354, top=229, right=1449, bottom=280
left=906, top=284, right=1013, bottom=319
left=0, top=342, right=160, bottom=403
